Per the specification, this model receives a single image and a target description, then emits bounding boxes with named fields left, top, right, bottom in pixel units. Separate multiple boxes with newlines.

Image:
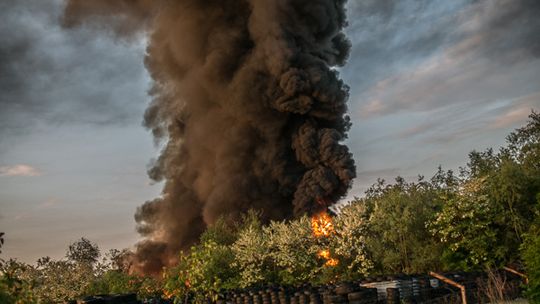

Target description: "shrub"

left=521, top=200, right=540, bottom=303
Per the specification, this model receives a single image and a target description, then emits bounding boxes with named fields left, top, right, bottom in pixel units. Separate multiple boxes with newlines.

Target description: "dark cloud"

left=61, top=0, right=155, bottom=36
left=462, top=0, right=540, bottom=59
left=347, top=0, right=540, bottom=118
left=0, top=0, right=149, bottom=143
left=343, top=0, right=468, bottom=95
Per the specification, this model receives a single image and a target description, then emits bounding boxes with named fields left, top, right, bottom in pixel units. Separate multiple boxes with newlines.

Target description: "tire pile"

left=217, top=282, right=381, bottom=304
left=211, top=276, right=467, bottom=304
left=72, top=294, right=140, bottom=304
left=73, top=271, right=524, bottom=303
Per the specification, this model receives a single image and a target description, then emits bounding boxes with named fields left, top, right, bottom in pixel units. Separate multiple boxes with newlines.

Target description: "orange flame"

left=318, top=249, right=339, bottom=266
left=311, top=212, right=334, bottom=237
left=311, top=209, right=339, bottom=266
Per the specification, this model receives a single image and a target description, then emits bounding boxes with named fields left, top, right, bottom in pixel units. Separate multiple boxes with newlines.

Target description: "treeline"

left=0, top=238, right=162, bottom=303
left=1, top=112, right=539, bottom=303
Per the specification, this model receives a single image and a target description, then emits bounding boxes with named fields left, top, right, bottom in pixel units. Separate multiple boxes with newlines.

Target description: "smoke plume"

left=63, top=0, right=355, bottom=274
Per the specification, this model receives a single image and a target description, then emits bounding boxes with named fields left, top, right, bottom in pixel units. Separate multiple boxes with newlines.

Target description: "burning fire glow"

left=318, top=249, right=339, bottom=266
left=311, top=209, right=338, bottom=266
left=311, top=212, right=335, bottom=237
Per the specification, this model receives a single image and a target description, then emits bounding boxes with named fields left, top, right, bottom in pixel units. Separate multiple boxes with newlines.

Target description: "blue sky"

left=1, top=0, right=539, bottom=263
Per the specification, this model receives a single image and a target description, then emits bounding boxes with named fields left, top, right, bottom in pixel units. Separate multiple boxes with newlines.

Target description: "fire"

left=311, top=212, right=334, bottom=237
left=311, top=208, right=339, bottom=266
left=318, top=249, right=339, bottom=266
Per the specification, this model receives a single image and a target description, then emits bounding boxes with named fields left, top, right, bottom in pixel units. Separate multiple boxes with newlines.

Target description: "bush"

left=430, top=178, right=504, bottom=269
left=361, top=175, right=448, bottom=274
left=330, top=202, right=373, bottom=281
left=521, top=201, right=540, bottom=303
left=0, top=259, right=38, bottom=304
left=163, top=218, right=241, bottom=303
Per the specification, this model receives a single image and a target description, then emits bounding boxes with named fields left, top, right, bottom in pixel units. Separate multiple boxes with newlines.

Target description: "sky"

left=1, top=0, right=539, bottom=263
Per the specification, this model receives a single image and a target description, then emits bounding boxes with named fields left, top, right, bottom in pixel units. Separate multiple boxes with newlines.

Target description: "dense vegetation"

left=1, top=111, right=539, bottom=303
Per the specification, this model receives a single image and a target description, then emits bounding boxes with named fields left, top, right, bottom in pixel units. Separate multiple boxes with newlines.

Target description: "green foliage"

left=331, top=202, right=372, bottom=281
left=232, top=213, right=373, bottom=286
left=28, top=237, right=104, bottom=302
left=360, top=175, right=448, bottom=274
left=33, top=257, right=95, bottom=302
left=432, top=111, right=540, bottom=270
left=188, top=241, right=238, bottom=298
left=231, top=218, right=271, bottom=287
left=521, top=200, right=540, bottom=303
left=430, top=178, right=503, bottom=269
left=66, top=237, right=100, bottom=266
left=0, top=238, right=160, bottom=303
left=164, top=209, right=373, bottom=298
left=264, top=217, right=320, bottom=285
left=85, top=270, right=136, bottom=295
left=163, top=217, right=243, bottom=303
left=0, top=259, right=38, bottom=304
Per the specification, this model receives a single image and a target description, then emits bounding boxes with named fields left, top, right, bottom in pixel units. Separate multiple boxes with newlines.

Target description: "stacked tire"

left=347, top=288, right=377, bottom=304
left=386, top=288, right=400, bottom=304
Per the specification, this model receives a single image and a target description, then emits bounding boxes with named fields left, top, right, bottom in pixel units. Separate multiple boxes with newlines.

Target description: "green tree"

left=432, top=111, right=540, bottom=269
left=232, top=212, right=373, bottom=286
left=231, top=218, right=272, bottom=288
left=163, top=217, right=242, bottom=303
left=0, top=259, right=38, bottom=304
left=331, top=202, right=373, bottom=281
left=66, top=237, right=100, bottom=266
left=520, top=197, right=540, bottom=303
left=265, top=217, right=320, bottom=285
left=430, top=178, right=503, bottom=269
left=360, top=175, right=448, bottom=274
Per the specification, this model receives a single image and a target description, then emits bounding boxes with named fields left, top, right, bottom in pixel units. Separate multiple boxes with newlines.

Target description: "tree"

left=0, top=259, right=38, bottom=304
left=432, top=111, right=540, bottom=270
left=66, top=237, right=100, bottom=266
left=331, top=202, right=373, bottom=281
left=360, top=175, right=448, bottom=274
left=231, top=218, right=272, bottom=288
left=520, top=197, right=540, bottom=303
left=163, top=217, right=244, bottom=303
left=0, top=232, right=4, bottom=254
left=265, top=217, right=321, bottom=285
left=430, top=178, right=503, bottom=269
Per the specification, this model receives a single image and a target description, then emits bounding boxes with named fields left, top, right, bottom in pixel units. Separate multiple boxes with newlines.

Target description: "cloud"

left=488, top=92, right=540, bottom=129
left=343, top=0, right=470, bottom=97
left=37, top=198, right=61, bottom=209
left=0, top=0, right=149, bottom=143
left=359, top=44, right=540, bottom=118
left=348, top=0, right=540, bottom=119
left=0, top=164, right=41, bottom=177
left=395, top=120, right=441, bottom=139
left=489, top=106, right=533, bottom=130
left=415, top=93, right=540, bottom=145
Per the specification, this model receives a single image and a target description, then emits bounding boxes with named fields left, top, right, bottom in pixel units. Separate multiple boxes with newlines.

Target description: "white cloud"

left=38, top=198, right=61, bottom=209
left=0, top=164, right=42, bottom=177
left=488, top=93, right=540, bottom=130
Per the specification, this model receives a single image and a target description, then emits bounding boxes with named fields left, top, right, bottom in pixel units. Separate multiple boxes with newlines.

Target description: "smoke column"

left=63, top=0, right=355, bottom=274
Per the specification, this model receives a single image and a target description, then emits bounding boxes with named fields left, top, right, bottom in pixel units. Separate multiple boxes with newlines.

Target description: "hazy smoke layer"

left=63, top=0, right=355, bottom=274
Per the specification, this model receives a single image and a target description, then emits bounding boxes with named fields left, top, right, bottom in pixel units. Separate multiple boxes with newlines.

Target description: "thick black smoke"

left=63, top=0, right=355, bottom=274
